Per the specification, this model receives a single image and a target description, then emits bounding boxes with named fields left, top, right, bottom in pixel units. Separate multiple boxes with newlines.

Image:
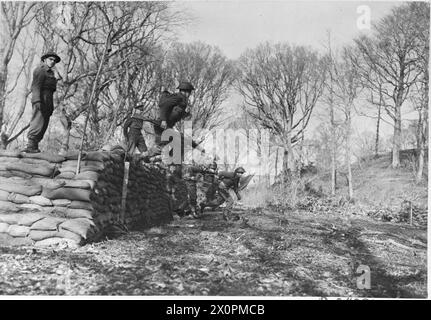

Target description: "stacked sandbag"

left=0, top=149, right=175, bottom=247
left=125, top=161, right=173, bottom=227
left=0, top=150, right=99, bottom=247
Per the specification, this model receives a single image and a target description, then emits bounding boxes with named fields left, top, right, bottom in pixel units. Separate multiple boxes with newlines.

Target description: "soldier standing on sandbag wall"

left=123, top=104, right=148, bottom=160
left=149, top=81, right=195, bottom=157
left=217, top=167, right=246, bottom=221
left=23, top=51, right=62, bottom=153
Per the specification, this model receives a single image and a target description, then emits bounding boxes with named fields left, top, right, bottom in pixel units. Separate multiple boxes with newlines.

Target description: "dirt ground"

left=0, top=207, right=427, bottom=298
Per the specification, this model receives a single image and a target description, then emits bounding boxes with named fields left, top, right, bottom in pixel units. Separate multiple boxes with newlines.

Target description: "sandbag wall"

left=0, top=150, right=173, bottom=247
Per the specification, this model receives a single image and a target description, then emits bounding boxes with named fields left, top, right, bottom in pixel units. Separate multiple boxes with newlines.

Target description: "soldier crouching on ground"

left=123, top=104, right=148, bottom=160
left=217, top=167, right=246, bottom=221
left=23, top=51, right=62, bottom=153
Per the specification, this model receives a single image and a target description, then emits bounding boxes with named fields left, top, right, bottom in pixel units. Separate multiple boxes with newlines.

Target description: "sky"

left=175, top=0, right=407, bottom=135
left=177, top=0, right=400, bottom=59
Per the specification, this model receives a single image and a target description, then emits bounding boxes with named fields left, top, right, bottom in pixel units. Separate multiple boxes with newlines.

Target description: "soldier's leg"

left=26, top=104, right=45, bottom=151
left=218, top=188, right=233, bottom=220
left=126, top=135, right=137, bottom=157
left=136, top=134, right=148, bottom=153
left=36, top=113, right=51, bottom=144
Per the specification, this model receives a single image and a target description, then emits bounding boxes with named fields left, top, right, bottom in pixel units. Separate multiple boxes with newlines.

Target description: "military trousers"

left=126, top=129, right=147, bottom=156
left=27, top=102, right=52, bottom=148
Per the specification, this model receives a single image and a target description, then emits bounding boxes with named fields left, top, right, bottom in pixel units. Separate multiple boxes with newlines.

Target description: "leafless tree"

left=236, top=42, right=326, bottom=177
left=329, top=47, right=362, bottom=200
left=352, top=2, right=429, bottom=168
left=0, top=2, right=38, bottom=149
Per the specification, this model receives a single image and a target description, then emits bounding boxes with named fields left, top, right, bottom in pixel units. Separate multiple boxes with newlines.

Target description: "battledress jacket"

left=158, top=92, right=189, bottom=127
left=31, top=63, right=58, bottom=116
left=217, top=171, right=241, bottom=193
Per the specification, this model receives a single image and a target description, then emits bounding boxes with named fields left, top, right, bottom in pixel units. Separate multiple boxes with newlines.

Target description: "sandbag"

left=64, top=151, right=87, bottom=160
left=68, top=200, right=93, bottom=211
left=61, top=180, right=91, bottom=189
left=5, top=170, right=33, bottom=179
left=20, top=152, right=65, bottom=163
left=57, top=228, right=83, bottom=243
left=0, top=189, right=9, bottom=201
left=29, top=195, right=52, bottom=206
left=8, top=225, right=30, bottom=237
left=8, top=193, right=30, bottom=204
left=31, top=178, right=65, bottom=189
left=0, top=150, right=22, bottom=158
left=29, top=229, right=57, bottom=241
left=52, top=207, right=93, bottom=219
left=63, top=160, right=104, bottom=168
left=55, top=172, right=75, bottom=179
left=74, top=171, right=99, bottom=181
left=52, top=199, right=72, bottom=207
left=0, top=213, right=22, bottom=224
left=18, top=213, right=46, bottom=226
left=19, top=203, right=46, bottom=212
left=0, top=222, right=9, bottom=233
left=60, top=218, right=95, bottom=239
left=6, top=162, right=56, bottom=177
left=21, top=158, right=52, bottom=166
left=34, top=237, right=79, bottom=248
left=0, top=200, right=21, bottom=213
left=84, top=151, right=110, bottom=162
left=42, top=187, right=92, bottom=202
left=30, top=217, right=65, bottom=231
left=0, top=182, right=42, bottom=196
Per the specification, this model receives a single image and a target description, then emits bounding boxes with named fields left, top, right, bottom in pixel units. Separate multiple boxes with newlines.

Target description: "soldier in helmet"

left=23, top=51, right=62, bottom=153
left=123, top=104, right=148, bottom=159
left=151, top=81, right=195, bottom=155
left=217, top=167, right=246, bottom=221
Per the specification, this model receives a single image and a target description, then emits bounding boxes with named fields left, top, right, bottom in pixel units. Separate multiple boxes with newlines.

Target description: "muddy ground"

left=0, top=208, right=427, bottom=297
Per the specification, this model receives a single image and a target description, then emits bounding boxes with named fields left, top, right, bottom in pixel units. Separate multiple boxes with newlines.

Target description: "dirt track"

left=0, top=208, right=427, bottom=297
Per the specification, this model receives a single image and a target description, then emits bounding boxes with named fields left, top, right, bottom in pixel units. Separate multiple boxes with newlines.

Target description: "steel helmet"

left=41, top=51, right=61, bottom=63
left=177, top=81, right=195, bottom=92
left=234, top=167, right=245, bottom=174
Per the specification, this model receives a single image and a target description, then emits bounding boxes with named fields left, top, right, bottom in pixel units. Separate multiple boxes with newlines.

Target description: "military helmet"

left=41, top=51, right=61, bottom=63
left=177, top=81, right=195, bottom=92
left=234, top=167, right=245, bottom=174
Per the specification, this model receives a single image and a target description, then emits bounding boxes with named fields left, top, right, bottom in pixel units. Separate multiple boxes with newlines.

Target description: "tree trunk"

left=0, top=64, right=7, bottom=149
left=285, top=116, right=294, bottom=176
left=375, top=100, right=381, bottom=158
left=275, top=146, right=279, bottom=178
left=416, top=91, right=428, bottom=183
left=346, top=105, right=354, bottom=200
left=330, top=91, right=336, bottom=196
left=392, top=106, right=402, bottom=168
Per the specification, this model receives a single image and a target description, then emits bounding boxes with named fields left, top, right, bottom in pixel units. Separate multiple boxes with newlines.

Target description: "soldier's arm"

left=159, top=94, right=181, bottom=121
left=31, top=66, right=45, bottom=104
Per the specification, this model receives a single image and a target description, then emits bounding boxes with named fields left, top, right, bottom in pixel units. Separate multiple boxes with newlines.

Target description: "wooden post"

left=120, top=160, right=130, bottom=223
left=410, top=202, right=413, bottom=226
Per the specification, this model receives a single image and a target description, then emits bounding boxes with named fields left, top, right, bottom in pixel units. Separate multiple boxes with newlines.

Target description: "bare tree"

left=236, top=42, right=326, bottom=177
left=0, top=2, right=38, bottom=148
left=353, top=2, right=429, bottom=168
left=330, top=47, right=362, bottom=200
